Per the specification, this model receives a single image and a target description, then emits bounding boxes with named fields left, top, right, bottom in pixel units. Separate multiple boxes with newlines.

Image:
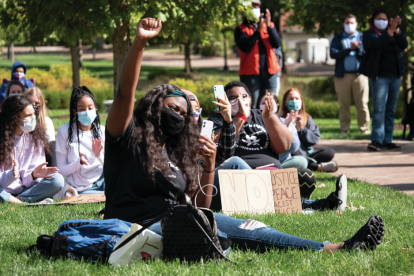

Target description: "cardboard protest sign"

left=270, top=168, right=302, bottom=214
left=218, top=168, right=302, bottom=215
left=55, top=194, right=106, bottom=204
left=218, top=170, right=274, bottom=215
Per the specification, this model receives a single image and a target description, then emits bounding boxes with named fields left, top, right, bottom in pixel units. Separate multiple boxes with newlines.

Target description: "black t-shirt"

left=378, top=38, right=399, bottom=77
left=209, top=109, right=280, bottom=169
left=104, top=119, right=187, bottom=225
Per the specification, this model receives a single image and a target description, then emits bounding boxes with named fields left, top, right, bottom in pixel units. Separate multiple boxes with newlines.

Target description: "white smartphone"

left=199, top=120, right=214, bottom=146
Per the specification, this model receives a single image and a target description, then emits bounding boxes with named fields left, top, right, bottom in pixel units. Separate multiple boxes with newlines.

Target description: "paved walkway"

left=315, top=140, right=414, bottom=195
left=2, top=46, right=335, bottom=76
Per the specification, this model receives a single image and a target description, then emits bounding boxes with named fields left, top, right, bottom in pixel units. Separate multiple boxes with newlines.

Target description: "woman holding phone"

left=103, top=17, right=385, bottom=255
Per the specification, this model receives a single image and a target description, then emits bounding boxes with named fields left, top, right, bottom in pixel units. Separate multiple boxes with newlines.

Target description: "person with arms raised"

left=103, top=18, right=385, bottom=254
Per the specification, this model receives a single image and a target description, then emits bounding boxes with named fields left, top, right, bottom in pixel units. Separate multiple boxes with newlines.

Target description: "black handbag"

left=111, top=192, right=232, bottom=263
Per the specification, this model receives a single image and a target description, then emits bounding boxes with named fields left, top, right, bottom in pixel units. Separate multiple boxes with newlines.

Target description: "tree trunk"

left=7, top=42, right=14, bottom=62
left=70, top=44, right=81, bottom=89
left=112, top=20, right=131, bottom=96
left=184, top=39, right=191, bottom=74
left=78, top=39, right=83, bottom=68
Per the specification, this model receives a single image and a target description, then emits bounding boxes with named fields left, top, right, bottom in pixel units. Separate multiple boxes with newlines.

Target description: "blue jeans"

left=0, top=173, right=64, bottom=202
left=210, top=157, right=252, bottom=211
left=370, top=77, right=401, bottom=144
left=79, top=174, right=105, bottom=194
left=281, top=156, right=308, bottom=171
left=148, top=213, right=329, bottom=252
left=240, top=73, right=278, bottom=108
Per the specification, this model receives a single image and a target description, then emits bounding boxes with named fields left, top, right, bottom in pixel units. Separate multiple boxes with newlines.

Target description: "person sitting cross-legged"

left=54, top=86, right=105, bottom=199
left=0, top=96, right=64, bottom=203
left=209, top=81, right=293, bottom=169
left=103, top=18, right=385, bottom=255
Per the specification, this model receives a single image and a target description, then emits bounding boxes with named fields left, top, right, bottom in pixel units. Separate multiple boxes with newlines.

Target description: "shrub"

left=170, top=76, right=234, bottom=117
left=0, top=65, right=109, bottom=92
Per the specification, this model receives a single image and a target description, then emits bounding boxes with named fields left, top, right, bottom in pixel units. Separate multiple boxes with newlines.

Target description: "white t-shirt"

left=45, top=117, right=55, bottom=142
left=55, top=122, right=105, bottom=192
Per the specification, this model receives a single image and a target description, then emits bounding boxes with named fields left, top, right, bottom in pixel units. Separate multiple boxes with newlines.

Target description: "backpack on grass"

left=110, top=192, right=233, bottom=263
left=26, top=219, right=132, bottom=263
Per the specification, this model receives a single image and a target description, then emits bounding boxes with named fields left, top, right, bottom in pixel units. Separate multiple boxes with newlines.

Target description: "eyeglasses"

left=228, top=94, right=250, bottom=102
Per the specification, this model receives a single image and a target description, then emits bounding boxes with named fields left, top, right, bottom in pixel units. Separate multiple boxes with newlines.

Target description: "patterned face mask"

left=33, top=104, right=40, bottom=116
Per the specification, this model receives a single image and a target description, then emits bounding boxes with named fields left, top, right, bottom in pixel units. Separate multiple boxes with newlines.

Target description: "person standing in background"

left=330, top=14, right=370, bottom=135
left=235, top=0, right=281, bottom=108
left=359, top=8, right=408, bottom=151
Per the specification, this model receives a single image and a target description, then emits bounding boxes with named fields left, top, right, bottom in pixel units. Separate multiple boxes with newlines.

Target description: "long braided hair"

left=68, top=86, right=102, bottom=154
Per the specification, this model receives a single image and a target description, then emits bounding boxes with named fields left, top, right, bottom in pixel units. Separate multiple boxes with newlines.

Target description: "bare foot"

left=9, top=195, right=23, bottom=204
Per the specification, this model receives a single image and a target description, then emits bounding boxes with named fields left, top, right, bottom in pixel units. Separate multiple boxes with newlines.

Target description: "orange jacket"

left=237, top=22, right=281, bottom=76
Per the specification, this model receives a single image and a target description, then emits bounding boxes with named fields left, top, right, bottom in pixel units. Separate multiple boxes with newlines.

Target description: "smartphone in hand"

left=199, top=120, right=214, bottom=147
left=213, top=85, right=226, bottom=112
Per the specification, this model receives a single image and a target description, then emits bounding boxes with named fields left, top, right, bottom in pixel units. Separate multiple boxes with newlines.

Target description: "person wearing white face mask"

left=330, top=14, right=370, bottom=135
left=359, top=8, right=408, bottom=151
left=54, top=86, right=105, bottom=199
left=0, top=96, right=64, bottom=204
left=235, top=0, right=282, bottom=108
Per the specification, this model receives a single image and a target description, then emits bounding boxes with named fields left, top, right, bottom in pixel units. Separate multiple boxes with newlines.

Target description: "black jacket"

left=297, top=115, right=320, bottom=156
left=359, top=29, right=408, bottom=79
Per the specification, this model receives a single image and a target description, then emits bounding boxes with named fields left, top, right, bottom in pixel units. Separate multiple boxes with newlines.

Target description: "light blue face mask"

left=77, top=109, right=97, bottom=126
left=286, top=100, right=302, bottom=111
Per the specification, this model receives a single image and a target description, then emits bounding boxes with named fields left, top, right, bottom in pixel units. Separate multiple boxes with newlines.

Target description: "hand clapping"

left=261, top=92, right=275, bottom=119
left=12, top=159, right=19, bottom=179
left=92, top=138, right=103, bottom=157
left=33, top=162, right=59, bottom=179
left=79, top=152, right=89, bottom=166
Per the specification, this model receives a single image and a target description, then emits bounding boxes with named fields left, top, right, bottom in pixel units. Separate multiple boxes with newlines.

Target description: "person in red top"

left=235, top=0, right=281, bottom=108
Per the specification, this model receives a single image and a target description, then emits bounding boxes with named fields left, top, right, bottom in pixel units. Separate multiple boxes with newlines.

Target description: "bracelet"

left=204, top=168, right=215, bottom=173
left=236, top=112, right=247, bottom=122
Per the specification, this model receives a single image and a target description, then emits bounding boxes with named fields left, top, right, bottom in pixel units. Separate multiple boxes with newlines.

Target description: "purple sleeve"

left=0, top=169, right=17, bottom=189
left=21, top=147, right=46, bottom=188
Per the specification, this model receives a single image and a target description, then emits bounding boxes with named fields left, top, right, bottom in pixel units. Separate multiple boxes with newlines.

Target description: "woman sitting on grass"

left=280, top=88, right=338, bottom=172
left=0, top=96, right=64, bottom=203
left=258, top=90, right=308, bottom=171
left=5, top=80, right=25, bottom=98
left=24, top=87, right=55, bottom=142
left=54, top=86, right=105, bottom=199
left=104, top=18, right=385, bottom=253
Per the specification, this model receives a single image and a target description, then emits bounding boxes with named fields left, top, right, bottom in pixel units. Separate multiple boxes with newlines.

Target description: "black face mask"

left=160, top=108, right=185, bottom=136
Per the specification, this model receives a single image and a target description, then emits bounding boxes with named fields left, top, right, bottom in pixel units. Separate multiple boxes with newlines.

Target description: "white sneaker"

left=336, top=174, right=347, bottom=211
left=38, top=198, right=54, bottom=204
left=64, top=187, right=78, bottom=199
left=109, top=224, right=163, bottom=267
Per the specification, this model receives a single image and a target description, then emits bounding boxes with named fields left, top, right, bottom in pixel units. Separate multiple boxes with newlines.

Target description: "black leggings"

left=292, top=148, right=335, bottom=171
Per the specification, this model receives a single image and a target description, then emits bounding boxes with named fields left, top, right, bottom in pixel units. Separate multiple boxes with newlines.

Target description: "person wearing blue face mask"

left=281, top=89, right=338, bottom=172
left=330, top=14, right=370, bottom=135
left=54, top=86, right=105, bottom=199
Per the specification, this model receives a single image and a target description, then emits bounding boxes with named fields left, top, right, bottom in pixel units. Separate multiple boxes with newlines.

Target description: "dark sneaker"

left=298, top=168, right=316, bottom=199
left=304, top=174, right=347, bottom=211
left=343, top=216, right=385, bottom=251
left=382, top=143, right=401, bottom=150
left=367, top=141, right=382, bottom=151
left=321, top=161, right=338, bottom=172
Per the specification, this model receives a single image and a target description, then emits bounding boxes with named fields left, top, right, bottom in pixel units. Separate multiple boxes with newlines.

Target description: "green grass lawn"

left=314, top=118, right=404, bottom=140
left=0, top=173, right=413, bottom=275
